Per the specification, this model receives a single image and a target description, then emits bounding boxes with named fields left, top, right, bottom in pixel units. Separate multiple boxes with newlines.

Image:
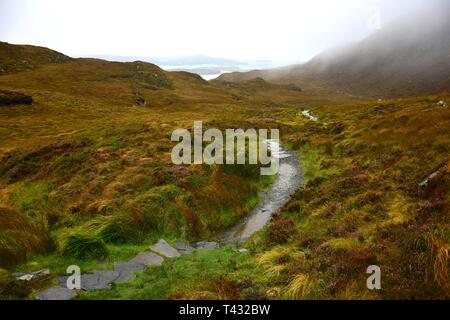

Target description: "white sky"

left=0, top=0, right=434, bottom=63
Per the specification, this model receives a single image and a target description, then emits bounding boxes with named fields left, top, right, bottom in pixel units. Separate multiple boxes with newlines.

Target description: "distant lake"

left=76, top=55, right=283, bottom=80
left=160, top=61, right=279, bottom=80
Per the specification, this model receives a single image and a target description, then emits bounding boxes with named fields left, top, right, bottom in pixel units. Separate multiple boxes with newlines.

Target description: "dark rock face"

left=0, top=89, right=33, bottom=106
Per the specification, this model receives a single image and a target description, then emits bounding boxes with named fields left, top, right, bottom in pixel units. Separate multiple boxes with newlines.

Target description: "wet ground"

left=222, top=141, right=304, bottom=244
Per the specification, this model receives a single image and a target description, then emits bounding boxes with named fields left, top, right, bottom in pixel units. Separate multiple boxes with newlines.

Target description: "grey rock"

left=437, top=100, right=447, bottom=108
left=129, top=251, right=164, bottom=266
left=419, top=171, right=438, bottom=189
left=35, top=286, right=77, bottom=300
left=175, top=240, right=194, bottom=254
left=195, top=241, right=219, bottom=250
left=60, top=270, right=119, bottom=291
left=150, top=239, right=181, bottom=258
left=15, top=268, right=50, bottom=281
left=113, top=262, right=146, bottom=283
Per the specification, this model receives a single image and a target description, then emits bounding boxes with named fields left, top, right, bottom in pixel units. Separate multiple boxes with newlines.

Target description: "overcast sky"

left=0, top=0, right=440, bottom=63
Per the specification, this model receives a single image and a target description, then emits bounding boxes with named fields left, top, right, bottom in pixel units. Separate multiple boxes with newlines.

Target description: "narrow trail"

left=222, top=141, right=304, bottom=244
left=33, top=141, right=304, bottom=300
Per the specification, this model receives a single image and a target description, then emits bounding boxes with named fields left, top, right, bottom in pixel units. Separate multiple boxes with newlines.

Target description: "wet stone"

left=70, top=270, right=119, bottom=291
left=14, top=268, right=50, bottom=281
left=195, top=241, right=219, bottom=250
left=129, top=251, right=164, bottom=266
left=175, top=240, right=194, bottom=254
left=35, top=286, right=77, bottom=300
left=150, top=239, right=181, bottom=258
left=113, top=262, right=146, bottom=283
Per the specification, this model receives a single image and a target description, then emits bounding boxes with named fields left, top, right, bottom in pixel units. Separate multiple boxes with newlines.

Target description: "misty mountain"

left=217, top=6, right=450, bottom=98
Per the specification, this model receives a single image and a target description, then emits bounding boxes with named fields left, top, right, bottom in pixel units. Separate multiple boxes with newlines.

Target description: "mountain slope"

left=218, top=6, right=450, bottom=98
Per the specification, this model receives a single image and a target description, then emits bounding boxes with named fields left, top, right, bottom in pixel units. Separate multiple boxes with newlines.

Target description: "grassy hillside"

left=67, top=92, right=450, bottom=301
left=0, top=57, right=275, bottom=270
left=0, top=42, right=448, bottom=300
left=0, top=41, right=72, bottom=75
left=255, top=93, right=450, bottom=299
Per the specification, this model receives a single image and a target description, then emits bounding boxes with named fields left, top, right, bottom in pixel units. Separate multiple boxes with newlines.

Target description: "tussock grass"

left=412, top=228, right=449, bottom=295
left=285, top=274, right=316, bottom=299
left=56, top=228, right=108, bottom=260
left=0, top=207, right=50, bottom=268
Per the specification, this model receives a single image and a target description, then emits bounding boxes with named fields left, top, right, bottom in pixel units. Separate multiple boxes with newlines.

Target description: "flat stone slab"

left=60, top=270, right=119, bottom=291
left=84, top=270, right=120, bottom=291
left=113, top=262, right=146, bottom=283
left=35, top=286, right=77, bottom=300
left=129, top=251, right=164, bottom=267
left=175, top=240, right=194, bottom=254
left=195, top=241, right=219, bottom=250
left=150, top=239, right=180, bottom=258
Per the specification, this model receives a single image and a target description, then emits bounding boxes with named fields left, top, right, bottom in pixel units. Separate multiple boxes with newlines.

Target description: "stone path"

left=34, top=239, right=219, bottom=300
left=35, top=285, right=77, bottom=300
left=150, top=239, right=181, bottom=258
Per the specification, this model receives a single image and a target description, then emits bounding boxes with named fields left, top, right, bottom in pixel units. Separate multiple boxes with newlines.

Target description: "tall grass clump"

left=56, top=229, right=108, bottom=260
left=0, top=207, right=50, bottom=268
left=99, top=184, right=186, bottom=243
left=412, top=227, right=449, bottom=295
left=285, top=274, right=316, bottom=299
